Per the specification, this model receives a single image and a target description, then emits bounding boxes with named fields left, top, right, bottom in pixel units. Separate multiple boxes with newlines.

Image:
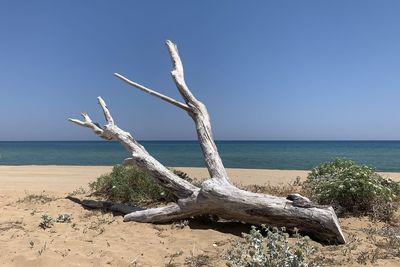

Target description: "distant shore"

left=1, top=165, right=400, bottom=193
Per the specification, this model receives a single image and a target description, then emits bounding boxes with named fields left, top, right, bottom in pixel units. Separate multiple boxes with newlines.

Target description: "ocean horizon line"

left=2, top=140, right=400, bottom=171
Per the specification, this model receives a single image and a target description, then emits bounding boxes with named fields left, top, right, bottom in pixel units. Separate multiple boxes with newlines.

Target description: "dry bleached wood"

left=69, top=40, right=346, bottom=244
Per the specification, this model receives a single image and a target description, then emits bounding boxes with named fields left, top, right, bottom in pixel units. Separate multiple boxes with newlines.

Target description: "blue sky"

left=1, top=1, right=400, bottom=140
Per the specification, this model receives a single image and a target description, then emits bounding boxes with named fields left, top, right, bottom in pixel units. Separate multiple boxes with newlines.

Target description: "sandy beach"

left=0, top=166, right=310, bottom=193
left=1, top=165, right=400, bottom=193
left=0, top=166, right=400, bottom=266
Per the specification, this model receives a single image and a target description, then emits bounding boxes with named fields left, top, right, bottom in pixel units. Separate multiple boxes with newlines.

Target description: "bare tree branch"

left=165, top=40, right=230, bottom=183
left=165, top=40, right=197, bottom=104
left=69, top=97, right=198, bottom=198
left=68, top=111, right=113, bottom=140
left=113, top=41, right=229, bottom=183
left=114, top=73, right=190, bottom=111
left=98, top=96, right=114, bottom=125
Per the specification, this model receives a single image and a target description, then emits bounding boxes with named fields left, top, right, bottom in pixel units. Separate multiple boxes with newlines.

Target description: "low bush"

left=226, top=226, right=315, bottom=267
left=89, top=165, right=193, bottom=207
left=304, top=158, right=400, bottom=219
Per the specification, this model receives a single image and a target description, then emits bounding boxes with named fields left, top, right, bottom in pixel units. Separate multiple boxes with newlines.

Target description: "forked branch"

left=165, top=40, right=197, bottom=104
left=69, top=97, right=117, bottom=140
left=115, top=40, right=229, bottom=183
left=69, top=97, right=198, bottom=199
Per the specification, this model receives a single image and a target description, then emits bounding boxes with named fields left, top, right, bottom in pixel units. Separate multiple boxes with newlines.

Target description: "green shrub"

left=89, top=165, right=193, bottom=207
left=304, top=158, right=400, bottom=217
left=226, top=226, right=315, bottom=267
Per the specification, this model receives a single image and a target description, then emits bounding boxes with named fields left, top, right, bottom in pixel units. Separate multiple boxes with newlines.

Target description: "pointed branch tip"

left=68, top=118, right=86, bottom=127
left=97, top=97, right=114, bottom=124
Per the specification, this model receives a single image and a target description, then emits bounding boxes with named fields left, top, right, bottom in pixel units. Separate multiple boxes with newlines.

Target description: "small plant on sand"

left=304, top=158, right=400, bottom=219
left=226, top=226, right=315, bottom=267
left=165, top=250, right=184, bottom=267
left=89, top=165, right=193, bottom=207
left=171, top=220, right=189, bottom=229
left=39, top=214, right=54, bottom=229
left=185, top=254, right=212, bottom=267
left=38, top=242, right=47, bottom=256
left=17, top=193, right=56, bottom=204
left=56, top=213, right=72, bottom=223
left=68, top=187, right=87, bottom=196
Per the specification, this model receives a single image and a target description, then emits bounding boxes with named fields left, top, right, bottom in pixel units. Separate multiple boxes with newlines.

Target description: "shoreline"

left=1, top=165, right=400, bottom=193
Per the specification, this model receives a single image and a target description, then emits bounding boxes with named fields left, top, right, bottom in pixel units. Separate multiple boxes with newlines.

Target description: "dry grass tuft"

left=240, top=176, right=305, bottom=197
left=184, top=254, right=212, bottom=267
left=17, top=193, right=56, bottom=204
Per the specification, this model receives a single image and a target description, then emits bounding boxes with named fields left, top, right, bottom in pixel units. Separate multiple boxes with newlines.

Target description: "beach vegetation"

left=17, top=193, right=56, bottom=204
left=184, top=253, right=212, bottom=267
left=304, top=158, right=400, bottom=219
left=226, top=226, right=315, bottom=267
left=56, top=213, right=72, bottom=223
left=171, top=219, right=190, bottom=229
left=68, top=187, right=87, bottom=196
left=242, top=176, right=303, bottom=197
left=39, top=214, right=54, bottom=229
left=165, top=250, right=184, bottom=267
left=37, top=241, right=47, bottom=256
left=361, top=223, right=400, bottom=260
left=89, top=165, right=193, bottom=207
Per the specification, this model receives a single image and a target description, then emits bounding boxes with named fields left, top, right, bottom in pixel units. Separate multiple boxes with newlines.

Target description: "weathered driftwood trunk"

left=69, top=41, right=346, bottom=244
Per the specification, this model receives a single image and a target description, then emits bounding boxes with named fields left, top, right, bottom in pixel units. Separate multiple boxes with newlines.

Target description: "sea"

left=1, top=141, right=400, bottom=171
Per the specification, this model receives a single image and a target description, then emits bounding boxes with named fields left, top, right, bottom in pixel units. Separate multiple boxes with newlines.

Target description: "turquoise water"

left=1, top=141, right=400, bottom=171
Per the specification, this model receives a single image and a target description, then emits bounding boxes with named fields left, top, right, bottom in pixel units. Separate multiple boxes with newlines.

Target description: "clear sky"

left=1, top=1, right=400, bottom=141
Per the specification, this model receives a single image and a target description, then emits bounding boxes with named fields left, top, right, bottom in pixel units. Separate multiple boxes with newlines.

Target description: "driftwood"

left=69, top=41, right=346, bottom=244
left=66, top=196, right=143, bottom=214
